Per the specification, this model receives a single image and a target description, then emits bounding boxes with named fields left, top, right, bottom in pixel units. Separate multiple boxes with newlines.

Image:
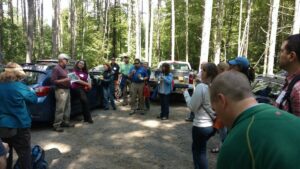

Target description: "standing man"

left=119, top=55, right=133, bottom=106
left=110, top=57, right=120, bottom=99
left=210, top=71, right=300, bottom=169
left=51, top=53, right=74, bottom=132
left=276, top=34, right=300, bottom=116
left=129, top=59, right=148, bottom=115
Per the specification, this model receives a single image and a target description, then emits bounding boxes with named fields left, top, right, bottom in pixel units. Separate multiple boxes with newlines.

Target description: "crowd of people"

left=0, top=33, right=300, bottom=169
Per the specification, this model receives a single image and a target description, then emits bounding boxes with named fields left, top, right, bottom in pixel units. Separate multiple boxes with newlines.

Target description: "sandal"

left=210, top=147, right=220, bottom=153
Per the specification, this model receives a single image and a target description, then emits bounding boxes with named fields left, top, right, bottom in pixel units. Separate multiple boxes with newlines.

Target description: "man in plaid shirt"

left=275, top=34, right=300, bottom=117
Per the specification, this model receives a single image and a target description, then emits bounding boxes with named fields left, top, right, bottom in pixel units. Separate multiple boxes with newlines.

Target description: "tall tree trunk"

left=239, top=0, right=252, bottom=57
left=8, top=0, right=14, bottom=48
left=36, top=0, right=41, bottom=58
left=27, top=0, right=34, bottom=63
left=263, top=0, right=273, bottom=75
left=238, top=0, right=243, bottom=56
left=224, top=0, right=235, bottom=61
left=199, top=0, right=213, bottom=71
left=70, top=0, right=76, bottom=59
left=52, top=0, right=60, bottom=58
left=148, top=0, right=154, bottom=66
left=102, top=0, right=109, bottom=59
left=171, top=0, right=175, bottom=61
left=145, top=0, right=150, bottom=62
left=21, top=0, right=27, bottom=58
left=185, top=0, right=189, bottom=63
left=81, top=1, right=86, bottom=59
left=135, top=0, right=141, bottom=59
left=112, top=0, right=117, bottom=58
left=292, top=0, right=300, bottom=34
left=0, top=0, right=3, bottom=53
left=267, top=0, right=280, bottom=75
left=40, top=0, right=44, bottom=58
left=127, top=0, right=132, bottom=55
left=214, top=0, right=224, bottom=64
left=17, top=0, right=19, bottom=23
left=156, top=0, right=161, bottom=62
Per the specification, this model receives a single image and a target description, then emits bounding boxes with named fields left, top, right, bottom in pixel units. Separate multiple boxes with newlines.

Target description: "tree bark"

left=148, top=0, right=154, bottom=66
left=263, top=0, right=272, bottom=75
left=8, top=0, right=14, bottom=47
left=267, top=0, right=280, bottom=75
left=52, top=0, right=60, bottom=58
left=70, top=0, right=76, bottom=59
left=135, top=0, right=141, bottom=59
left=156, top=0, right=161, bottom=62
left=145, top=0, right=150, bottom=62
left=238, top=0, right=243, bottom=56
left=0, top=0, right=3, bottom=52
left=185, top=0, right=189, bottom=63
left=292, top=0, right=300, bottom=34
left=112, top=0, right=117, bottom=58
left=41, top=0, right=44, bottom=58
left=199, top=0, right=213, bottom=71
left=214, top=0, right=224, bottom=64
left=127, top=0, right=132, bottom=55
left=171, top=0, right=175, bottom=61
left=27, top=0, right=34, bottom=63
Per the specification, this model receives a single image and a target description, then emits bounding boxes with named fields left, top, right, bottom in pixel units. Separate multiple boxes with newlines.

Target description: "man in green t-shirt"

left=119, top=55, right=133, bottom=106
left=210, top=71, right=300, bottom=169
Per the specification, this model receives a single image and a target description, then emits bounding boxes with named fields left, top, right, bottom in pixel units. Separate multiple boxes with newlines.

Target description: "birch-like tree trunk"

left=145, top=0, right=150, bottom=62
left=238, top=0, right=243, bottom=56
left=267, top=0, right=280, bottom=75
left=243, top=0, right=252, bottom=57
left=135, top=0, right=141, bottom=59
left=263, top=0, right=273, bottom=75
left=0, top=0, right=3, bottom=52
left=156, top=0, right=161, bottom=62
left=8, top=0, right=13, bottom=47
left=41, top=0, right=44, bottom=58
left=199, top=0, right=213, bottom=71
left=148, top=0, right=154, bottom=66
left=112, top=0, right=117, bottom=58
left=214, top=0, right=224, bottom=64
left=52, top=0, right=60, bottom=58
left=70, top=0, right=76, bottom=59
left=127, top=0, right=132, bottom=55
left=185, top=0, right=189, bottom=63
left=292, top=0, right=300, bottom=34
left=27, top=0, right=34, bottom=63
left=171, top=0, right=175, bottom=61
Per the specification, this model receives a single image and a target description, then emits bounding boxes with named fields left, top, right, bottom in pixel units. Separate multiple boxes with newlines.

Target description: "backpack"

left=279, top=75, right=300, bottom=114
left=14, top=145, right=48, bottom=169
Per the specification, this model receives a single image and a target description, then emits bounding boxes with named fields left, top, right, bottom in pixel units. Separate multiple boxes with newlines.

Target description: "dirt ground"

left=31, top=99, right=219, bottom=169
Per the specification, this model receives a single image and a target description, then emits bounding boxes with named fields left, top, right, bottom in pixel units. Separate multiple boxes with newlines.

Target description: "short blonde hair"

left=217, top=62, right=230, bottom=73
left=0, top=62, right=26, bottom=82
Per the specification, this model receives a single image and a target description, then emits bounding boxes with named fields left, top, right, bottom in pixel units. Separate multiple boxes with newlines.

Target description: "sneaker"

left=185, top=118, right=193, bottom=122
left=84, top=119, right=94, bottom=124
left=53, top=127, right=64, bottom=132
left=129, top=110, right=136, bottom=115
left=61, top=122, right=75, bottom=128
left=161, top=117, right=168, bottom=120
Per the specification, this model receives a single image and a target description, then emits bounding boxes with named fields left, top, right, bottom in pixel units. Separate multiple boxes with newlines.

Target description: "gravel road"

left=31, top=100, right=219, bottom=169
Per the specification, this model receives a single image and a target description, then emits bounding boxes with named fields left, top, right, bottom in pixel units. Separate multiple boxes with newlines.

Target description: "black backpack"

left=14, top=145, right=48, bottom=169
left=279, top=75, right=300, bottom=114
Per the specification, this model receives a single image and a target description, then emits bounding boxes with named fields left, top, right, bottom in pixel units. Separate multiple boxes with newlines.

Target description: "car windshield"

left=23, top=71, right=47, bottom=85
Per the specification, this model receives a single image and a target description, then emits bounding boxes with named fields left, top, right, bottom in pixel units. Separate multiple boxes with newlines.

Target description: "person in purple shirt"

left=71, top=60, right=93, bottom=123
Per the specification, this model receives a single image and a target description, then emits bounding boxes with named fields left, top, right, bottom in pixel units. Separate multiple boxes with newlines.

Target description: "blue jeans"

left=159, top=93, right=170, bottom=118
left=192, top=126, right=214, bottom=169
left=103, top=86, right=115, bottom=109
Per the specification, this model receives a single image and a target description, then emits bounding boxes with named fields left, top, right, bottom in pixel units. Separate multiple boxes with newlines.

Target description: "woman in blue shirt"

left=157, top=63, right=173, bottom=120
left=0, top=62, right=37, bottom=169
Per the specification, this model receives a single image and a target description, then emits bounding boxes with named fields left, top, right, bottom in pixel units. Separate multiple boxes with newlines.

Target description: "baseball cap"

left=228, top=56, right=250, bottom=69
left=58, top=53, right=70, bottom=60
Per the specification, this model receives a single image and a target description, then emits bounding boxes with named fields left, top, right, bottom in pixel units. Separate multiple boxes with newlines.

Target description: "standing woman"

left=0, top=62, right=37, bottom=169
left=102, top=63, right=116, bottom=110
left=71, top=60, right=93, bottom=123
left=183, top=63, right=218, bottom=169
left=228, top=56, right=255, bottom=83
left=157, top=63, right=173, bottom=120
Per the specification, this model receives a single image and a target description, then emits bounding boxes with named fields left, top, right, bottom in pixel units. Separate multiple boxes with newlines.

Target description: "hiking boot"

left=61, top=122, right=75, bottom=128
left=53, top=127, right=64, bottom=132
left=161, top=117, right=168, bottom=120
left=185, top=118, right=193, bottom=122
left=84, top=119, right=94, bottom=124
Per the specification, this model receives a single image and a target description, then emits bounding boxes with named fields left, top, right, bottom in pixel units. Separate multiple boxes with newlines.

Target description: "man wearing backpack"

left=276, top=34, right=300, bottom=116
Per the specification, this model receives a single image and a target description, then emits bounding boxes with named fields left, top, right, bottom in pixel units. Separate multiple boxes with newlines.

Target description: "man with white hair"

left=51, top=53, right=74, bottom=132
